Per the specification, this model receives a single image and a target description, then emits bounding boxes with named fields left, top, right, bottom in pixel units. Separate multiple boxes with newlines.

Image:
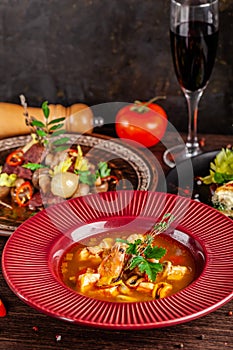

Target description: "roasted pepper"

left=6, top=149, right=24, bottom=166
left=15, top=181, right=33, bottom=207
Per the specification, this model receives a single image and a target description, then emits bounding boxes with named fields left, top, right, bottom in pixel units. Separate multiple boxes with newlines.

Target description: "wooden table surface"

left=0, top=129, right=232, bottom=350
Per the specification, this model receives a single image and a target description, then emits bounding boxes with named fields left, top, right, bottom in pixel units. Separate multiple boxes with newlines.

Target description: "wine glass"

left=163, top=0, right=219, bottom=167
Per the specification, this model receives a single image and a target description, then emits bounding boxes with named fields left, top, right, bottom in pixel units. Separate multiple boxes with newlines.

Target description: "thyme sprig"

left=150, top=213, right=175, bottom=237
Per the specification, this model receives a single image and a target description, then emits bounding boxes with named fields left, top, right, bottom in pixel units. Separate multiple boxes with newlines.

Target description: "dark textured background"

left=0, top=0, right=232, bottom=134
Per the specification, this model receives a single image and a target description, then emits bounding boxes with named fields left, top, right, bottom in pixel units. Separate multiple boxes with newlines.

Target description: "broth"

left=60, top=231, right=196, bottom=302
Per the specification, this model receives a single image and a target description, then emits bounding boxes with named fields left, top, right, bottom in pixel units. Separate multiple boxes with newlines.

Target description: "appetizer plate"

left=0, top=133, right=160, bottom=235
left=166, top=150, right=219, bottom=204
left=2, top=191, right=233, bottom=330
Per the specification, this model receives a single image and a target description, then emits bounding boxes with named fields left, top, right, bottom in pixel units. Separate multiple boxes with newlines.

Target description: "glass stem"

left=183, top=89, right=204, bottom=156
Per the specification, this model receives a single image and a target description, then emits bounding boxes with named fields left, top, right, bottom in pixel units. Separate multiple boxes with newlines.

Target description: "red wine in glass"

left=163, top=0, right=219, bottom=168
left=170, top=21, right=219, bottom=92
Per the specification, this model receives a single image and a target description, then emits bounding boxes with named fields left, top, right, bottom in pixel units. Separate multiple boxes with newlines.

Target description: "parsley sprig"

left=117, top=235, right=166, bottom=282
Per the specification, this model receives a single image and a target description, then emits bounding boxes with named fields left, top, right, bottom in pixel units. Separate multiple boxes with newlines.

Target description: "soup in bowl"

left=51, top=216, right=205, bottom=303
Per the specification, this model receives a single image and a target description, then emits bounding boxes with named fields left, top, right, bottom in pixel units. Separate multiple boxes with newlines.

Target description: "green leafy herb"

left=75, top=161, right=111, bottom=185
left=129, top=255, right=164, bottom=282
left=42, top=101, right=50, bottom=119
left=201, top=147, right=233, bottom=185
left=23, top=163, right=48, bottom=171
left=116, top=213, right=176, bottom=281
left=51, top=129, right=67, bottom=137
left=20, top=96, right=68, bottom=152
left=126, top=237, right=166, bottom=282
left=31, top=120, right=45, bottom=128
left=76, top=169, right=96, bottom=185
left=48, top=117, right=65, bottom=125
left=150, top=213, right=175, bottom=236
left=52, top=137, right=70, bottom=146
left=36, top=129, right=47, bottom=138
left=143, top=244, right=167, bottom=260
left=213, top=202, right=226, bottom=212
left=96, top=161, right=111, bottom=178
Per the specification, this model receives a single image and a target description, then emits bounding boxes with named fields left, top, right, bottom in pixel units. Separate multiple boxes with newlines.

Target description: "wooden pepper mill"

left=0, top=102, right=94, bottom=139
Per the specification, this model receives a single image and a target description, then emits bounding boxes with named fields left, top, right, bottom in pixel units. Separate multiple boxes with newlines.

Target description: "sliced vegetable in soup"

left=60, top=222, right=196, bottom=302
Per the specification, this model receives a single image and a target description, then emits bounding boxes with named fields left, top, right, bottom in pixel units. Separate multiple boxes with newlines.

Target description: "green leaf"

left=75, top=169, right=96, bottom=185
left=126, top=239, right=142, bottom=255
left=129, top=255, right=145, bottom=270
left=97, top=162, right=111, bottom=178
left=49, top=123, right=64, bottom=131
left=129, top=256, right=163, bottom=282
left=214, top=172, right=225, bottom=184
left=52, top=137, right=70, bottom=145
left=144, top=245, right=166, bottom=260
left=225, top=174, right=233, bottom=181
left=50, top=129, right=66, bottom=137
left=42, top=101, right=50, bottom=119
left=36, top=129, right=47, bottom=138
left=201, top=147, right=233, bottom=185
left=31, top=120, right=45, bottom=128
left=48, top=117, right=66, bottom=125
left=23, top=163, right=47, bottom=171
left=54, top=145, right=70, bottom=153
left=147, top=261, right=164, bottom=281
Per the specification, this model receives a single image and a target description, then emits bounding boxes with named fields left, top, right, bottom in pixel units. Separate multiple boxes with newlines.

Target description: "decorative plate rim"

left=0, top=133, right=159, bottom=235
left=2, top=190, right=233, bottom=330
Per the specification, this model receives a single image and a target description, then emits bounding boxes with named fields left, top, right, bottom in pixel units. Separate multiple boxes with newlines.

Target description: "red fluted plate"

left=2, top=191, right=233, bottom=329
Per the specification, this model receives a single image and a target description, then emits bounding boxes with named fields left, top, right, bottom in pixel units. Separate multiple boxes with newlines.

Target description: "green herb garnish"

left=116, top=213, right=175, bottom=282
left=201, top=147, right=233, bottom=185
left=20, top=96, right=68, bottom=152
left=117, top=235, right=166, bottom=282
left=23, top=163, right=48, bottom=171
left=96, top=161, right=111, bottom=178
left=76, top=169, right=96, bottom=185
left=75, top=161, right=111, bottom=185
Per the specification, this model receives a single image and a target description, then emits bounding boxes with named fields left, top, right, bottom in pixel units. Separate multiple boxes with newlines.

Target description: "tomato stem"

left=134, top=96, right=166, bottom=107
left=143, top=96, right=166, bottom=106
left=131, top=96, right=166, bottom=114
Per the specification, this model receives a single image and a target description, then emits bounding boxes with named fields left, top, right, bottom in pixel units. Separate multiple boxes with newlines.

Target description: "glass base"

left=163, top=144, right=202, bottom=168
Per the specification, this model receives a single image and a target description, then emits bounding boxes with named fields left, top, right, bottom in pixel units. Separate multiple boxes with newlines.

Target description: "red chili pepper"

left=6, top=150, right=24, bottom=166
left=6, top=149, right=24, bottom=166
left=15, top=181, right=33, bottom=207
left=101, top=175, right=119, bottom=184
left=67, top=149, right=78, bottom=157
left=0, top=299, right=6, bottom=317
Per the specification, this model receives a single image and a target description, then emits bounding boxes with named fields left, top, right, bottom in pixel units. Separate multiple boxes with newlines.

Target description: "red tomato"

left=115, top=101, right=167, bottom=148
